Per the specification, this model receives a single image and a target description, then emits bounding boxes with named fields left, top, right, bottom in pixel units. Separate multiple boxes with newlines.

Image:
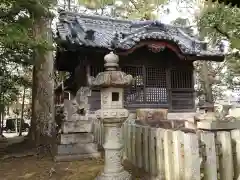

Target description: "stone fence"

left=93, top=119, right=240, bottom=180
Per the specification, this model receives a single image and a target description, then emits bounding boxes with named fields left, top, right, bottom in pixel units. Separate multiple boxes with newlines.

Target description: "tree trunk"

left=31, top=18, right=55, bottom=148
left=201, top=61, right=214, bottom=104
left=1, top=111, right=3, bottom=136
left=28, top=66, right=37, bottom=142
left=0, top=84, right=3, bottom=136
left=19, top=86, right=26, bottom=136
left=0, top=110, right=2, bottom=136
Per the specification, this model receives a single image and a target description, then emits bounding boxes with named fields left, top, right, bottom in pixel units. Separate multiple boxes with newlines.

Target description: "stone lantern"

left=88, top=52, right=133, bottom=180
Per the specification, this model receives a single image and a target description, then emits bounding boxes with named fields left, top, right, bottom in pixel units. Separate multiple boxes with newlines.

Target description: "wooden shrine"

left=53, top=10, right=224, bottom=161
left=55, top=10, right=224, bottom=112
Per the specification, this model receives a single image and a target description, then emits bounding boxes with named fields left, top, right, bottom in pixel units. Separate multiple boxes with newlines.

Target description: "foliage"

left=172, top=17, right=190, bottom=26
left=1, top=65, right=31, bottom=105
left=0, top=0, right=57, bottom=64
left=171, top=17, right=195, bottom=35
left=209, top=0, right=240, bottom=7
left=78, top=0, right=115, bottom=9
left=226, top=52, right=240, bottom=74
left=197, top=1, right=240, bottom=95
left=198, top=2, right=240, bottom=50
left=77, top=0, right=168, bottom=19
left=115, top=0, right=168, bottom=20
left=0, top=0, right=57, bottom=105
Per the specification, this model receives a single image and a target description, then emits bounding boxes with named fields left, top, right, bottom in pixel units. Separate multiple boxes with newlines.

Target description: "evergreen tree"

left=198, top=1, right=240, bottom=87
left=1, top=0, right=57, bottom=148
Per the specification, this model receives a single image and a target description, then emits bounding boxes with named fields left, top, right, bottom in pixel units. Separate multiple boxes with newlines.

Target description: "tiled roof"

left=56, top=10, right=225, bottom=61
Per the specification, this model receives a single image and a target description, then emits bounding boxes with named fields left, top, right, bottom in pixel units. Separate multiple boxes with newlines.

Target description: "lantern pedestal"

left=88, top=52, right=133, bottom=180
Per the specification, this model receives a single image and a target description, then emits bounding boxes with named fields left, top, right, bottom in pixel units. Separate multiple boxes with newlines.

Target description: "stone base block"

left=229, top=107, right=240, bottom=118
left=127, top=113, right=136, bottom=120
left=56, top=143, right=98, bottom=155
left=185, top=121, right=197, bottom=130
left=197, top=120, right=240, bottom=130
left=0, top=137, right=8, bottom=154
left=65, top=115, right=89, bottom=121
left=62, top=120, right=93, bottom=133
left=58, top=133, right=94, bottom=144
left=95, top=170, right=132, bottom=180
left=135, top=119, right=185, bottom=129
left=168, top=112, right=196, bottom=121
left=136, top=109, right=168, bottom=124
left=54, top=152, right=101, bottom=162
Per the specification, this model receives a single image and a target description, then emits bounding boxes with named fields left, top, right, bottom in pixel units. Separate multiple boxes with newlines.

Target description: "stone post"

left=88, top=52, right=133, bottom=180
left=54, top=87, right=100, bottom=162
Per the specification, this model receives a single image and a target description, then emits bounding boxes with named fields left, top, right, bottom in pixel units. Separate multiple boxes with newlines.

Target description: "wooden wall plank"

left=184, top=132, right=201, bottom=180
left=143, top=126, right=150, bottom=172
left=136, top=125, right=143, bottom=168
left=200, top=131, right=218, bottom=180
left=97, top=120, right=100, bottom=144
left=231, top=129, right=240, bottom=180
left=235, top=139, right=240, bottom=180
left=92, top=120, right=96, bottom=143
left=127, top=123, right=132, bottom=162
left=150, top=128, right=157, bottom=176
left=156, top=128, right=165, bottom=179
left=122, top=122, right=128, bottom=160
left=131, top=124, right=137, bottom=165
left=164, top=129, right=174, bottom=180
left=217, top=131, right=234, bottom=180
left=98, top=120, right=102, bottom=145
left=172, top=130, right=185, bottom=180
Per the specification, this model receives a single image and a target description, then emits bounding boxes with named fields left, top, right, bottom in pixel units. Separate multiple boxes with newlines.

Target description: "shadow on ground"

left=0, top=138, right=148, bottom=180
left=0, top=156, right=148, bottom=180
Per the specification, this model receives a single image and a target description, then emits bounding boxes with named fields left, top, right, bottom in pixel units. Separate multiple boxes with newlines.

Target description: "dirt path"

left=0, top=138, right=147, bottom=180
left=0, top=156, right=148, bottom=180
left=0, top=156, right=104, bottom=180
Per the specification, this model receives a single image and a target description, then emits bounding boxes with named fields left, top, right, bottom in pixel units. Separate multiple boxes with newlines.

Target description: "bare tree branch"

left=129, top=0, right=141, bottom=12
left=214, top=25, right=231, bottom=39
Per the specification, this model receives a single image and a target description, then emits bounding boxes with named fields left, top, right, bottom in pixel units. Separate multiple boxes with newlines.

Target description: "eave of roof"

left=55, top=9, right=225, bottom=62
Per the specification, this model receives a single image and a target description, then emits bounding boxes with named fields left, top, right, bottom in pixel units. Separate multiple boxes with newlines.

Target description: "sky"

left=57, top=0, right=201, bottom=24
left=160, top=0, right=198, bottom=24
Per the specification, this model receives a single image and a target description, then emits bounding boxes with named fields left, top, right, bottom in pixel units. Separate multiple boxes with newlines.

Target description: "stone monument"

left=54, top=88, right=100, bottom=161
left=197, top=102, right=240, bottom=130
left=88, top=52, right=133, bottom=180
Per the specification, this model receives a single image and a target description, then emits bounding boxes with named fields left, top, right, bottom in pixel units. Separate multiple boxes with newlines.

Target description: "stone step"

left=62, top=120, right=93, bottom=133
left=0, top=137, right=8, bottom=155
left=58, top=133, right=94, bottom=144
left=65, top=115, right=89, bottom=121
left=54, top=152, right=101, bottom=162
left=197, top=120, right=240, bottom=130
left=64, top=113, right=96, bottom=122
left=55, top=143, right=98, bottom=155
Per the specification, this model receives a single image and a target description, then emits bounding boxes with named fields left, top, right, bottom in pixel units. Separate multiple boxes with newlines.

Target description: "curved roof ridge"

left=116, top=31, right=189, bottom=53
left=58, top=9, right=132, bottom=24
left=56, top=9, right=225, bottom=62
left=177, top=28, right=204, bottom=44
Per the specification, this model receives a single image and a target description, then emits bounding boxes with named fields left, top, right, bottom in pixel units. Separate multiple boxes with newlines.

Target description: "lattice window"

left=55, top=94, right=63, bottom=105
left=90, top=66, right=104, bottom=76
left=122, top=66, right=168, bottom=106
left=64, top=91, right=71, bottom=100
left=146, top=67, right=167, bottom=104
left=88, top=64, right=194, bottom=110
left=122, top=66, right=143, bottom=105
left=170, top=69, right=194, bottom=110
left=171, top=70, right=192, bottom=89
